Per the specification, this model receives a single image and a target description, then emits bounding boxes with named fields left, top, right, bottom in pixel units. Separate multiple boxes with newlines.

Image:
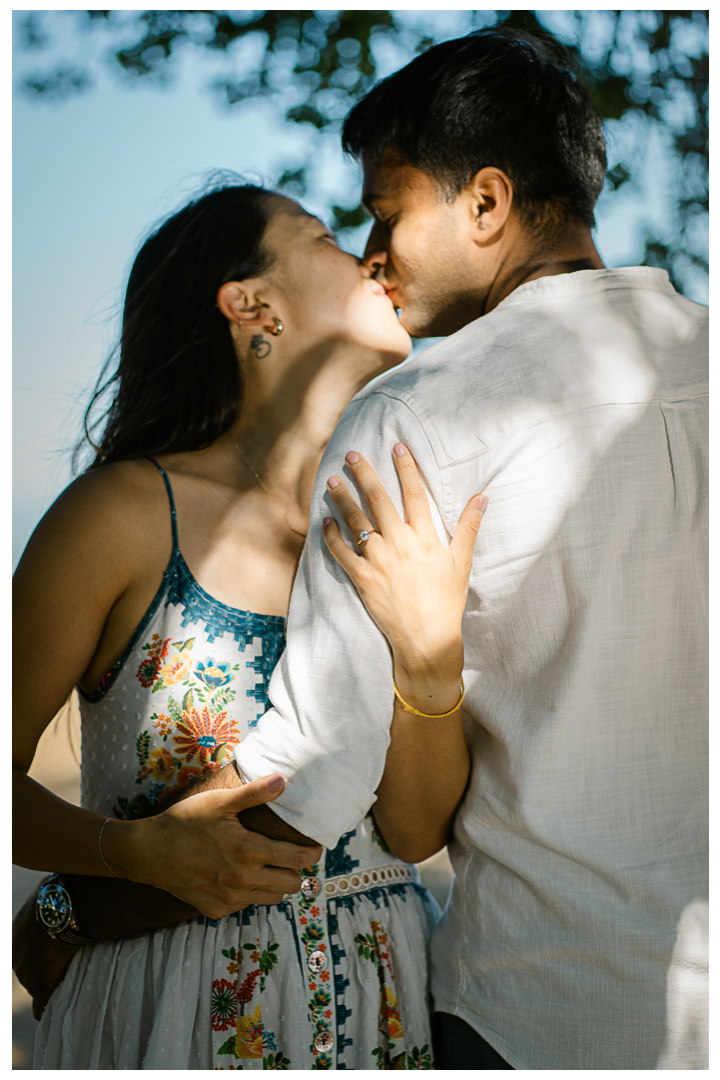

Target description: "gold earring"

left=268, top=317, right=284, bottom=337
left=236, top=320, right=244, bottom=331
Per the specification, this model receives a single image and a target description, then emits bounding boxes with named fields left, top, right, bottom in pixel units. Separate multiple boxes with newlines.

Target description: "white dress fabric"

left=34, top=460, right=438, bottom=1070
left=235, top=269, right=708, bottom=1069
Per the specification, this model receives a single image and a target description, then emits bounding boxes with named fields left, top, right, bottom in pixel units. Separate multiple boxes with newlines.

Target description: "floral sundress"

left=34, top=459, right=438, bottom=1070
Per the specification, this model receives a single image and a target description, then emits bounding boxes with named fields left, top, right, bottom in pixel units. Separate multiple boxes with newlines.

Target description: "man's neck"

left=483, top=226, right=605, bottom=315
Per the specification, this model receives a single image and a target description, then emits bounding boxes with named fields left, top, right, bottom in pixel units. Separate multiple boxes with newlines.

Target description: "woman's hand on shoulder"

left=322, top=443, right=487, bottom=714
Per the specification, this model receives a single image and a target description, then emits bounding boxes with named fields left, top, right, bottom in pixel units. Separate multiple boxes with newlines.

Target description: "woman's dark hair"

left=342, top=28, right=607, bottom=232
left=80, top=176, right=274, bottom=468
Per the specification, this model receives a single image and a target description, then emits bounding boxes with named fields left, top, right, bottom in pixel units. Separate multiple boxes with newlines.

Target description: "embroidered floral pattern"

left=152, top=712, right=173, bottom=738
left=136, top=655, right=161, bottom=688
left=380, top=985, right=405, bottom=1041
left=371, top=1043, right=432, bottom=1070
left=173, top=703, right=239, bottom=766
left=292, top=865, right=335, bottom=1070
left=159, top=645, right=194, bottom=687
left=211, top=979, right=238, bottom=1032
left=354, top=918, right=432, bottom=1070
left=235, top=1002, right=263, bottom=1058
left=134, top=634, right=171, bottom=689
left=148, top=746, right=175, bottom=783
left=122, top=638, right=242, bottom=816
left=215, top=941, right=288, bottom=1065
left=194, top=657, right=235, bottom=690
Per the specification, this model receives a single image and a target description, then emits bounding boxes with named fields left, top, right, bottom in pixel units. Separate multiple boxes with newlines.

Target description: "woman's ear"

left=216, top=280, right=262, bottom=328
left=466, top=167, right=514, bottom=245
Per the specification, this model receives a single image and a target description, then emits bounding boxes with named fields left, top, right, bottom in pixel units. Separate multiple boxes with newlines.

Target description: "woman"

left=13, top=178, right=483, bottom=1069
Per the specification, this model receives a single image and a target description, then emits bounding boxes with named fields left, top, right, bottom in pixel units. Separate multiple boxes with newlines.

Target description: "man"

left=16, top=28, right=707, bottom=1069
left=233, top=28, right=708, bottom=1069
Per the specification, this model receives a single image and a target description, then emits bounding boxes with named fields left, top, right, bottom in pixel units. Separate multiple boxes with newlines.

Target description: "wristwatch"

left=35, top=874, right=94, bottom=946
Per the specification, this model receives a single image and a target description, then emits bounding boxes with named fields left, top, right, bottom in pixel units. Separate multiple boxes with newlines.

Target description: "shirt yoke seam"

left=369, top=389, right=708, bottom=472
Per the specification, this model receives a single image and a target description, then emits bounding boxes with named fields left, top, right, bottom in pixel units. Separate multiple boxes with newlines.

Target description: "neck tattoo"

left=251, top=334, right=271, bottom=359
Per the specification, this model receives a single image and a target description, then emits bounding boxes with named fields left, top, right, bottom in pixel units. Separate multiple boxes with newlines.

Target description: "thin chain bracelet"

left=98, top=817, right=120, bottom=877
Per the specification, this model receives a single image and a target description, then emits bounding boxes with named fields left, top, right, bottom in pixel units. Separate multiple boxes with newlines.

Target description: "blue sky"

left=12, top=10, right=708, bottom=567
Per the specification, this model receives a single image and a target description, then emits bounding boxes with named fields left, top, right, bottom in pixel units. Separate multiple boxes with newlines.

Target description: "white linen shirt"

left=235, top=268, right=708, bottom=1070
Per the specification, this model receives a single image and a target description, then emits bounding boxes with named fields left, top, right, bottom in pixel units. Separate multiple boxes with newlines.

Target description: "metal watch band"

left=52, top=924, right=95, bottom=947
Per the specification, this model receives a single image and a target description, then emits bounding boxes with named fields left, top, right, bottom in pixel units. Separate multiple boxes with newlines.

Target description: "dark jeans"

left=432, top=1012, right=514, bottom=1070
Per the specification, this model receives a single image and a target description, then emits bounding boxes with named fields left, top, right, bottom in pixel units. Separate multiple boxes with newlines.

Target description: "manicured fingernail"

left=477, top=495, right=489, bottom=512
left=345, top=451, right=360, bottom=464
left=393, top=442, right=406, bottom=456
left=327, top=476, right=340, bottom=489
left=267, top=774, right=284, bottom=792
left=322, top=517, right=332, bottom=526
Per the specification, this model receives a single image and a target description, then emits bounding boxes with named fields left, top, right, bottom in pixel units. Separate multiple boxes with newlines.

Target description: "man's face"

left=361, top=149, right=491, bottom=338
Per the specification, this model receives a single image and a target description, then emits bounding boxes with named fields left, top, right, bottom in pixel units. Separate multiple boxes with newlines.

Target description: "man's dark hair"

left=342, top=28, right=607, bottom=233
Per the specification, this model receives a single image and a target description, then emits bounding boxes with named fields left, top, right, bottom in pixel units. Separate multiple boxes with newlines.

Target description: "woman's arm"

left=13, top=469, right=320, bottom=914
left=322, top=443, right=487, bottom=863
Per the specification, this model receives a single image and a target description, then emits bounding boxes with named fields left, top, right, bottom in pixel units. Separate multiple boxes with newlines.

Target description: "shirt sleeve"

left=233, top=388, right=447, bottom=849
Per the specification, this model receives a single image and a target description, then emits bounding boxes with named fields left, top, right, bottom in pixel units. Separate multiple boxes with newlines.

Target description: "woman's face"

left=260, top=196, right=412, bottom=370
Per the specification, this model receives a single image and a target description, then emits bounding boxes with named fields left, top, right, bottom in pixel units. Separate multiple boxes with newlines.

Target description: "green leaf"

left=151, top=678, right=165, bottom=694
left=182, top=689, right=194, bottom=712
left=330, top=201, right=367, bottom=232
left=135, top=730, right=150, bottom=764
left=286, top=103, right=325, bottom=128
left=167, top=696, right=183, bottom=724
left=217, top=1035, right=238, bottom=1057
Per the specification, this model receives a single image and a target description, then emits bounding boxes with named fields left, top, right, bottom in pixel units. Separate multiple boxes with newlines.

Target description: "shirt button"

left=301, top=876, right=321, bottom=901
left=308, top=949, right=327, bottom=973
left=314, top=1030, right=334, bottom=1053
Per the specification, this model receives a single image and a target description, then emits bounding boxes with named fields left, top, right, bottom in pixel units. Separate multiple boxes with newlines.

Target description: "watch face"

left=36, top=882, right=72, bottom=935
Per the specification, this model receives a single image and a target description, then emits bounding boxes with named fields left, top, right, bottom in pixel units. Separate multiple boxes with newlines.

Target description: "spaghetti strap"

left=147, top=457, right=179, bottom=551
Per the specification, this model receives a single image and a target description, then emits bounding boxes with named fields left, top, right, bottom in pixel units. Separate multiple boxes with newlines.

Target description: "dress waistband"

left=323, top=862, right=419, bottom=898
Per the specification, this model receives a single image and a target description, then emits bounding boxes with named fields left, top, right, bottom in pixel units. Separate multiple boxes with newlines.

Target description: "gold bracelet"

left=98, top=817, right=120, bottom=877
left=393, top=676, right=465, bottom=718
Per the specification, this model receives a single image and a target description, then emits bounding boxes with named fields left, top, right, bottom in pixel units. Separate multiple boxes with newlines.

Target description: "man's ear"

left=216, top=280, right=265, bottom=328
left=465, top=167, right=514, bottom=245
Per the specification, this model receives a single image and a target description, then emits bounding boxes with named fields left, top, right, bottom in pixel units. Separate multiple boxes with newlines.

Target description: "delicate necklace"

left=233, top=442, right=307, bottom=539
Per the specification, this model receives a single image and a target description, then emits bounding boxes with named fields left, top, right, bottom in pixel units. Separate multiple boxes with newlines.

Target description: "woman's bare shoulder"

left=16, top=459, right=170, bottom=582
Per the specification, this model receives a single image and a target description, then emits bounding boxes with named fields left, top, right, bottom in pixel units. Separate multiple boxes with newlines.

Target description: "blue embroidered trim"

left=196, top=899, right=294, bottom=929
left=324, top=831, right=359, bottom=878
left=330, top=881, right=425, bottom=916
left=327, top=904, right=353, bottom=1066
left=167, top=552, right=286, bottom=724
left=79, top=459, right=286, bottom=705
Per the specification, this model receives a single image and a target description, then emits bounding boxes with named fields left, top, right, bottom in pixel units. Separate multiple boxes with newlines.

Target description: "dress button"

left=314, top=1030, right=334, bottom=1053
left=307, top=949, right=327, bottom=973
left=300, top=876, right=321, bottom=901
